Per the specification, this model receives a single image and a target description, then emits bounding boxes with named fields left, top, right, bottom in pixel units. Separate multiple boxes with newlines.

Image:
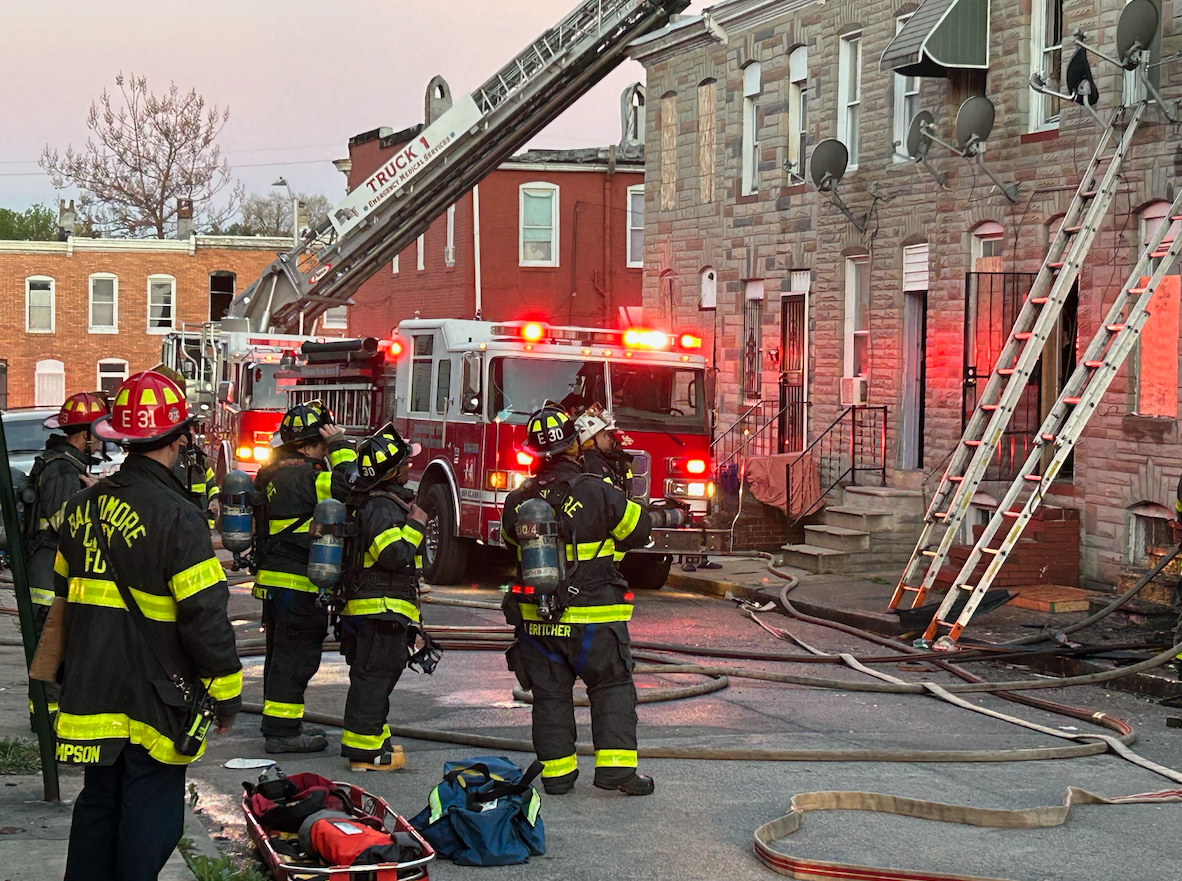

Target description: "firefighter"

left=152, top=363, right=219, bottom=527
left=55, top=371, right=241, bottom=881
left=338, top=425, right=428, bottom=771
left=574, top=405, right=633, bottom=494
left=501, top=406, right=655, bottom=796
left=24, top=391, right=107, bottom=721
left=253, top=401, right=355, bottom=753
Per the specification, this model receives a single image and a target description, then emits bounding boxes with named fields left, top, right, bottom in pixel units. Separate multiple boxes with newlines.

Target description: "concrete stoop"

left=781, top=486, right=925, bottom=575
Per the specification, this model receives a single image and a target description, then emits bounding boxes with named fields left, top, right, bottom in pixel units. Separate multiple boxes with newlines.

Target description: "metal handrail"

left=787, top=405, right=888, bottom=525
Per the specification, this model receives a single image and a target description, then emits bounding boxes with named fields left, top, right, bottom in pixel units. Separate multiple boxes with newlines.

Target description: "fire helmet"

left=522, top=406, right=577, bottom=459
left=44, top=392, right=108, bottom=433
left=573, top=406, right=616, bottom=447
left=151, top=363, right=187, bottom=396
left=93, top=371, right=193, bottom=446
left=279, top=401, right=334, bottom=447
left=352, top=424, right=422, bottom=490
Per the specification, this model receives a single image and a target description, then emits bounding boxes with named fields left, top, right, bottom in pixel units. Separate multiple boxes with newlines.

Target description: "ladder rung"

left=981, top=404, right=998, bottom=411
left=980, top=547, right=1002, bottom=555
left=1063, top=225, right=1082, bottom=235
left=1106, top=323, right=1126, bottom=332
left=1040, top=432, right=1056, bottom=442
left=1030, top=296, right=1049, bottom=305
left=1084, top=360, right=1104, bottom=368
left=1063, top=397, right=1082, bottom=405
left=1002, top=510, right=1021, bottom=518
left=1172, top=215, right=1182, bottom=222
left=1082, top=190, right=1097, bottom=199
left=997, top=368, right=1015, bottom=375
left=1048, top=261, right=1065, bottom=270
left=921, top=549, right=938, bottom=557
left=1014, top=332, right=1032, bottom=340
left=1022, top=474, right=1042, bottom=481
left=1129, top=287, right=1147, bottom=295
left=948, top=475, right=965, bottom=482
left=964, top=439, right=982, bottom=446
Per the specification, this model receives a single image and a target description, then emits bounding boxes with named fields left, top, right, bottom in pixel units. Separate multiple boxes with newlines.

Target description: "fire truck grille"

left=627, top=449, right=650, bottom=502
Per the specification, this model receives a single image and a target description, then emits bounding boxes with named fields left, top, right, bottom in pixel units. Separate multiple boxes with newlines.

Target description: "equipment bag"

left=245, top=772, right=355, bottom=833
left=299, top=810, right=425, bottom=867
left=409, top=756, right=545, bottom=866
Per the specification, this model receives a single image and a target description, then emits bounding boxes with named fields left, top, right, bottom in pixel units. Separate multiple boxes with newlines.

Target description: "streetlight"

left=272, top=176, right=299, bottom=247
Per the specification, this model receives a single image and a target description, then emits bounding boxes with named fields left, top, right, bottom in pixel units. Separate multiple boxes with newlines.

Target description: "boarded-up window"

left=697, top=82, right=716, bottom=203
left=661, top=93, right=677, bottom=211
left=1136, top=275, right=1180, bottom=418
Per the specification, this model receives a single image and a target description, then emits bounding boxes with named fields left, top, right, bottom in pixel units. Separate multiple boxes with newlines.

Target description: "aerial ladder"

left=890, top=4, right=1182, bottom=646
left=228, top=0, right=690, bottom=334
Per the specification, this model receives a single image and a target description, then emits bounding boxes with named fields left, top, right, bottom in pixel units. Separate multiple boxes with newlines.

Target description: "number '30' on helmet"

left=279, top=401, right=334, bottom=447
left=522, top=406, right=577, bottom=459
left=352, top=424, right=422, bottom=490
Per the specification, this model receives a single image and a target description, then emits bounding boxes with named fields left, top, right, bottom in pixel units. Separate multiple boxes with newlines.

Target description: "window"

left=743, top=280, right=764, bottom=401
left=410, top=335, right=434, bottom=412
left=1127, top=503, right=1175, bottom=565
left=97, top=359, right=128, bottom=396
left=209, top=272, right=234, bottom=322
left=787, top=48, right=808, bottom=179
left=844, top=257, right=870, bottom=377
left=26, top=277, right=54, bottom=333
left=392, top=254, right=399, bottom=274
left=1133, top=202, right=1181, bottom=417
left=1031, top=0, right=1063, bottom=130
left=435, top=358, right=451, bottom=414
left=741, top=63, right=762, bottom=195
left=892, top=16, right=920, bottom=161
left=972, top=222, right=1005, bottom=271
left=34, top=359, right=65, bottom=407
left=445, top=204, right=456, bottom=266
left=320, top=305, right=348, bottom=330
left=490, top=357, right=607, bottom=422
left=697, top=80, right=716, bottom=203
left=627, top=185, right=644, bottom=267
left=417, top=233, right=425, bottom=271
left=838, top=34, right=863, bottom=168
left=86, top=274, right=118, bottom=332
left=147, top=275, right=175, bottom=332
left=699, top=267, right=717, bottom=310
left=1140, top=201, right=1181, bottom=276
left=519, top=183, right=559, bottom=267
left=660, top=93, right=677, bottom=211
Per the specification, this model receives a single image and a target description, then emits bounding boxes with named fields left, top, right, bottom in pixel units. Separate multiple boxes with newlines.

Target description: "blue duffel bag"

left=409, top=756, right=545, bottom=866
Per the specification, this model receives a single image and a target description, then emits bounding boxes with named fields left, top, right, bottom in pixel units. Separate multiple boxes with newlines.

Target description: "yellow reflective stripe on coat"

left=170, top=558, right=224, bottom=601
left=315, top=470, right=334, bottom=501
left=341, top=597, right=421, bottom=621
left=54, top=551, right=69, bottom=578
left=67, top=578, right=177, bottom=622
left=595, top=749, right=637, bottom=768
left=204, top=469, right=220, bottom=499
left=202, top=670, right=243, bottom=702
left=341, top=723, right=391, bottom=751
left=55, top=712, right=201, bottom=765
left=31, top=587, right=56, bottom=606
left=611, top=500, right=643, bottom=540
left=262, top=700, right=304, bottom=719
left=366, top=526, right=408, bottom=565
left=540, top=754, right=578, bottom=778
left=269, top=517, right=310, bottom=535
left=255, top=570, right=318, bottom=592
left=564, top=539, right=615, bottom=561
left=518, top=603, right=633, bottom=624
left=328, top=447, right=356, bottom=468
left=402, top=524, right=425, bottom=547
left=49, top=504, right=68, bottom=531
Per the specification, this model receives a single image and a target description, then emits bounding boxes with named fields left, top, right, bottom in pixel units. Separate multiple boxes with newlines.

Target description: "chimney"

left=58, top=199, right=76, bottom=241
left=176, top=198, right=194, bottom=240
left=619, top=82, right=645, bottom=150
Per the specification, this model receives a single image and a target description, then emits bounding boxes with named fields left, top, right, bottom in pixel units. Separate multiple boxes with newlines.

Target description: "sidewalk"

left=664, top=556, right=1182, bottom=701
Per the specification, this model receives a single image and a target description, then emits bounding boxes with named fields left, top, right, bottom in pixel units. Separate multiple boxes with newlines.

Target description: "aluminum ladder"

left=924, top=186, right=1182, bottom=645
left=889, top=102, right=1148, bottom=615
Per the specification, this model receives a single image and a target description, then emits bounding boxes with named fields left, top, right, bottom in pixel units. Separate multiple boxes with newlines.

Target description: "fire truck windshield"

left=241, top=363, right=287, bottom=411
left=490, top=357, right=606, bottom=421
left=610, top=363, right=708, bottom=434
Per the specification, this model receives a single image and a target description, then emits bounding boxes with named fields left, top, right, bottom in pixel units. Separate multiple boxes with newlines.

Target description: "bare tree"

left=40, top=72, right=243, bottom=238
left=236, top=191, right=332, bottom=236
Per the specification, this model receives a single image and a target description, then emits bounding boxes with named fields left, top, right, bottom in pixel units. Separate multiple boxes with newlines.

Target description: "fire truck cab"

left=388, top=319, right=727, bottom=588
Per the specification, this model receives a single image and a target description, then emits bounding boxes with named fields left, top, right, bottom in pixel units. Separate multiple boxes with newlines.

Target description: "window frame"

left=417, top=233, right=426, bottom=271
left=409, top=334, right=435, bottom=413
left=892, top=15, right=920, bottom=162
left=519, top=182, right=560, bottom=268
left=320, top=305, right=348, bottom=330
left=445, top=204, right=456, bottom=267
left=26, top=276, right=55, bottom=334
left=97, top=358, right=129, bottom=395
left=742, top=280, right=765, bottom=402
left=34, top=358, right=65, bottom=407
left=1030, top=0, right=1064, bottom=131
left=838, top=32, right=863, bottom=170
left=787, top=47, right=808, bottom=179
left=88, top=273, right=119, bottom=333
left=741, top=62, right=762, bottom=196
left=844, top=256, right=871, bottom=377
left=146, top=274, right=177, bottom=334
left=626, top=184, right=644, bottom=268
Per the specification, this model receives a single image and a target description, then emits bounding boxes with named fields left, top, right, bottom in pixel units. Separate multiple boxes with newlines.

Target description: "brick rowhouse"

left=632, top=0, right=1181, bottom=587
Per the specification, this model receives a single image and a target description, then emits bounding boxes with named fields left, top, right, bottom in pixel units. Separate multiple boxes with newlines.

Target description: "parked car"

left=1, top=407, right=125, bottom=476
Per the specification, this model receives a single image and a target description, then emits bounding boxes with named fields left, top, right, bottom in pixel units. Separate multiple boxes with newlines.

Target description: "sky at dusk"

left=1, top=0, right=707, bottom=217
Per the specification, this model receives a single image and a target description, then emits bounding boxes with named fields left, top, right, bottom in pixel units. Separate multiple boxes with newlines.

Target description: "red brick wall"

left=0, top=241, right=282, bottom=407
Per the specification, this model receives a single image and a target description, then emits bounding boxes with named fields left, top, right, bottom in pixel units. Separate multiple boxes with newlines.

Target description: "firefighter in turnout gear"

left=152, top=363, right=220, bottom=527
left=24, top=391, right=107, bottom=721
left=338, top=425, right=429, bottom=771
left=253, top=401, right=355, bottom=753
left=501, top=406, right=655, bottom=796
left=574, top=405, right=633, bottom=495
left=55, top=371, right=242, bottom=881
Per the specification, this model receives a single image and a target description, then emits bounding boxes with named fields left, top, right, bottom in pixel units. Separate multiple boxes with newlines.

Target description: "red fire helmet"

left=93, top=371, right=193, bottom=445
left=44, top=392, right=109, bottom=433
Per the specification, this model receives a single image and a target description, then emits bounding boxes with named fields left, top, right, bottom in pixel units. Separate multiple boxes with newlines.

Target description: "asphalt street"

left=167, top=576, right=1182, bottom=881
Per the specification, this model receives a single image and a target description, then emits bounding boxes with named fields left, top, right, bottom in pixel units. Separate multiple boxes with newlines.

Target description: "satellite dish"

left=955, top=96, right=996, bottom=152
left=810, top=139, right=849, bottom=191
left=1116, top=0, right=1159, bottom=69
left=1065, top=46, right=1099, bottom=106
left=906, top=111, right=936, bottom=161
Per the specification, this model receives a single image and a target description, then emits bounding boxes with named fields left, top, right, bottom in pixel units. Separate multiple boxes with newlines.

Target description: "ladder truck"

left=226, top=0, right=691, bottom=335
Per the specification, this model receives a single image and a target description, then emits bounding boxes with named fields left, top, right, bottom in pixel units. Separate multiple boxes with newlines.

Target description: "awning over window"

left=880, top=0, right=990, bottom=77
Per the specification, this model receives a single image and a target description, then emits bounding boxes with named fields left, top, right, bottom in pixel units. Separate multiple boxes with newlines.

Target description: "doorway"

left=778, top=293, right=807, bottom=452
left=900, top=290, right=927, bottom=469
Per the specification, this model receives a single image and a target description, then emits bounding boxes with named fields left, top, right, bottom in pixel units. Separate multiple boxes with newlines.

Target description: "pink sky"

left=1, top=0, right=706, bottom=215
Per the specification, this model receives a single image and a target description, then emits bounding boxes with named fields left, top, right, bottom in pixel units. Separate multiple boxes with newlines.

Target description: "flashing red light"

left=679, top=333, right=703, bottom=349
left=522, top=322, right=545, bottom=342
left=378, top=337, right=404, bottom=357
left=686, top=458, right=707, bottom=474
left=516, top=450, right=534, bottom=467
left=623, top=329, right=669, bottom=349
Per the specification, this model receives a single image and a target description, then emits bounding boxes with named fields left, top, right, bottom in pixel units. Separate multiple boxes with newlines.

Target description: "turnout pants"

left=509, top=619, right=639, bottom=786
left=261, top=588, right=328, bottom=737
left=64, top=743, right=187, bottom=881
left=339, top=615, right=409, bottom=761
left=29, top=545, right=61, bottom=721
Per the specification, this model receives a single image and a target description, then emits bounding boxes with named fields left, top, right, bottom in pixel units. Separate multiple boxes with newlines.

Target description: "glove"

left=215, top=713, right=237, bottom=734
left=407, top=503, right=429, bottom=524
left=319, top=424, right=346, bottom=445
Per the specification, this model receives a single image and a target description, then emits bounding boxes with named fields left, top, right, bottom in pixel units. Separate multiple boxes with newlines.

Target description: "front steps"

left=781, top=486, right=925, bottom=574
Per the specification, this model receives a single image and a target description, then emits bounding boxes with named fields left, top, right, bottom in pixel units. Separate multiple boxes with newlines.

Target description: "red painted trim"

left=1020, top=129, right=1059, bottom=145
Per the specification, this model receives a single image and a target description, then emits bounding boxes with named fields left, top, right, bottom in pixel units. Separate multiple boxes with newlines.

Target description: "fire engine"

left=277, top=319, right=728, bottom=589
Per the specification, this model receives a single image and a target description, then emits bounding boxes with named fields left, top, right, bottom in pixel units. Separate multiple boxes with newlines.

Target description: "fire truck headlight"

left=510, top=472, right=528, bottom=489
left=252, top=446, right=271, bottom=462
left=664, top=479, right=712, bottom=499
left=236, top=446, right=252, bottom=460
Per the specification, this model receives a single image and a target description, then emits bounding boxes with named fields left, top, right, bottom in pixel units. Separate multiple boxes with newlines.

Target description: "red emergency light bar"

left=490, top=322, right=704, bottom=353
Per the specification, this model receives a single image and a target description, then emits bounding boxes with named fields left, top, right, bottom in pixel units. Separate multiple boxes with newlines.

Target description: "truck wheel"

left=620, top=554, right=672, bottom=591
left=421, top=483, right=469, bottom=585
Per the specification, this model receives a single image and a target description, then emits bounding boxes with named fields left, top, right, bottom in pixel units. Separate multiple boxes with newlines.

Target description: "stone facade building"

left=631, top=0, right=1181, bottom=589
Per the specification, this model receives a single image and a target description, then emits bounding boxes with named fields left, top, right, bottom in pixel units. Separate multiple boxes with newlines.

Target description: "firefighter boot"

left=594, top=773, right=655, bottom=796
left=265, top=732, right=329, bottom=754
left=349, top=745, right=406, bottom=772
left=542, top=769, right=578, bottom=795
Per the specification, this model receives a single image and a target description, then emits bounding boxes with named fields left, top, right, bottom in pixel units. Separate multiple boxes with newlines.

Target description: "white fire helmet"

left=574, top=408, right=616, bottom=445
